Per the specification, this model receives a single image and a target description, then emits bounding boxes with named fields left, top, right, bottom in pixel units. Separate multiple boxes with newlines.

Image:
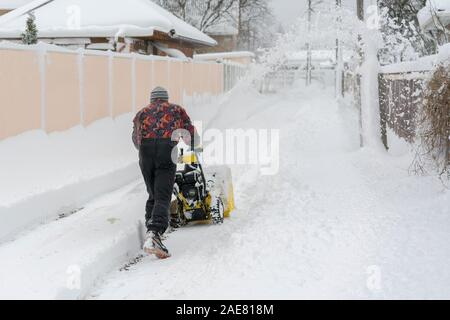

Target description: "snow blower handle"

left=190, top=139, right=203, bottom=153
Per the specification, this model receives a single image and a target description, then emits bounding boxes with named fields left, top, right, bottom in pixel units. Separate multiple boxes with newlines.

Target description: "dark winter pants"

left=139, top=138, right=177, bottom=234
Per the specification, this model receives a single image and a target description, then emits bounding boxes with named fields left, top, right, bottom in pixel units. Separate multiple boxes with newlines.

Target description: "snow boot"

left=143, top=231, right=171, bottom=259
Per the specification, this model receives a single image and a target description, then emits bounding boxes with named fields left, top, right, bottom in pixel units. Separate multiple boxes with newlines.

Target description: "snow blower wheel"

left=211, top=197, right=225, bottom=224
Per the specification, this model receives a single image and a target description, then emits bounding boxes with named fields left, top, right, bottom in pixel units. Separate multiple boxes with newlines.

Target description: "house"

left=418, top=0, right=450, bottom=44
left=0, top=0, right=217, bottom=57
left=0, top=0, right=33, bottom=16
left=200, top=15, right=239, bottom=54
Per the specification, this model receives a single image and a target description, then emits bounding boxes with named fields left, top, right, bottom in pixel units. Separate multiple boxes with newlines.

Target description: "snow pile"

left=0, top=114, right=140, bottom=242
left=0, top=180, right=146, bottom=299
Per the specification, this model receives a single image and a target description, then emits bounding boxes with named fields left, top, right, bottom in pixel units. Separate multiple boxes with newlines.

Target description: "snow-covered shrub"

left=414, top=62, right=449, bottom=179
left=252, top=3, right=372, bottom=80
left=378, top=10, right=423, bottom=65
left=378, top=0, right=436, bottom=65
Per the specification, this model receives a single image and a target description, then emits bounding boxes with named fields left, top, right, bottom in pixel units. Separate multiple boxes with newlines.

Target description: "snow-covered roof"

left=194, top=51, right=255, bottom=61
left=0, top=0, right=217, bottom=46
left=0, top=0, right=33, bottom=10
left=418, top=0, right=450, bottom=31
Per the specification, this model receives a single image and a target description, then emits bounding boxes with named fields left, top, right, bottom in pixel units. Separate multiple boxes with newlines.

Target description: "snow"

left=418, top=0, right=450, bottom=31
left=0, top=180, right=146, bottom=299
left=0, top=0, right=33, bottom=9
left=287, top=50, right=353, bottom=62
left=194, top=51, right=255, bottom=61
left=0, top=114, right=140, bottom=242
left=86, top=42, right=114, bottom=51
left=0, top=38, right=448, bottom=298
left=1, top=81, right=448, bottom=299
left=153, top=41, right=187, bottom=59
left=84, top=84, right=449, bottom=300
left=380, top=44, right=450, bottom=73
left=438, top=43, right=450, bottom=64
left=0, top=0, right=216, bottom=46
left=380, top=54, right=438, bottom=73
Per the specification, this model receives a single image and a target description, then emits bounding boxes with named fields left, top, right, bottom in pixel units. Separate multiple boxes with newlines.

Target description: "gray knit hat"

left=151, top=86, right=169, bottom=103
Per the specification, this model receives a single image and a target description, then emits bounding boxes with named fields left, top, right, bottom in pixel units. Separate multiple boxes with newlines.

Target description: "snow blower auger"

left=169, top=147, right=235, bottom=228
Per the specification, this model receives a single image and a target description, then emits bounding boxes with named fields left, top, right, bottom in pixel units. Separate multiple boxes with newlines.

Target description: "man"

left=132, top=87, right=198, bottom=259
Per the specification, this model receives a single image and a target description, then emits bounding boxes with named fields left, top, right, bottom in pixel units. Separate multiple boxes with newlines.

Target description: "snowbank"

left=0, top=113, right=140, bottom=242
left=0, top=180, right=146, bottom=299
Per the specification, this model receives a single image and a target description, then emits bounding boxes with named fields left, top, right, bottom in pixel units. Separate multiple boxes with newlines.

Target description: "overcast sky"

left=270, top=0, right=378, bottom=27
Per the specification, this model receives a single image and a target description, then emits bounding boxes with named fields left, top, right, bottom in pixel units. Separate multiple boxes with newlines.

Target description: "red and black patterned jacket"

left=132, top=100, right=197, bottom=149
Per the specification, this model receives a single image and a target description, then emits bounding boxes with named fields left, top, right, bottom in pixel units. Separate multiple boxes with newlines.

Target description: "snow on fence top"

left=0, top=0, right=216, bottom=46
left=418, top=0, right=450, bottom=31
left=380, top=44, right=450, bottom=74
left=194, top=51, right=255, bottom=61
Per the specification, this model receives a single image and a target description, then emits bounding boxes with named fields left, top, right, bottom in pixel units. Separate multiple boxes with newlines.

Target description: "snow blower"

left=169, top=147, right=235, bottom=228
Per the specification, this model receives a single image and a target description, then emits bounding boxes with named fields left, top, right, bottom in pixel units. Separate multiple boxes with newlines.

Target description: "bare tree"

left=154, top=0, right=238, bottom=32
left=154, top=0, right=275, bottom=51
left=236, top=0, right=275, bottom=51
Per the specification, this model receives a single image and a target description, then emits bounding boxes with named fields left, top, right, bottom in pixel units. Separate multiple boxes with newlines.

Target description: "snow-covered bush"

left=253, top=4, right=372, bottom=78
left=378, top=9, right=423, bottom=65
left=378, top=0, right=436, bottom=64
left=414, top=61, right=450, bottom=179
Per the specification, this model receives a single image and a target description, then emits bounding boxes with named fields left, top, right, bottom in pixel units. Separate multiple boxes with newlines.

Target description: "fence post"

left=131, top=54, right=136, bottom=113
left=378, top=73, right=389, bottom=150
left=77, top=49, right=85, bottom=126
left=108, top=53, right=113, bottom=117
left=356, top=74, right=363, bottom=147
left=38, top=46, right=47, bottom=131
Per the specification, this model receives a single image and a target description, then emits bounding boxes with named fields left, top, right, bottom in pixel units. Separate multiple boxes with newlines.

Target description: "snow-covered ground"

left=0, top=83, right=449, bottom=299
left=0, top=114, right=140, bottom=242
left=90, top=84, right=449, bottom=300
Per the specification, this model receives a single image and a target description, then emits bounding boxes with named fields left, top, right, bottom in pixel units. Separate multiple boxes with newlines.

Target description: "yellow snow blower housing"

left=170, top=149, right=234, bottom=228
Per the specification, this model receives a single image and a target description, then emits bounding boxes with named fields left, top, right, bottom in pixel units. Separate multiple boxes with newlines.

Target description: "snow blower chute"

left=170, top=147, right=235, bottom=228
